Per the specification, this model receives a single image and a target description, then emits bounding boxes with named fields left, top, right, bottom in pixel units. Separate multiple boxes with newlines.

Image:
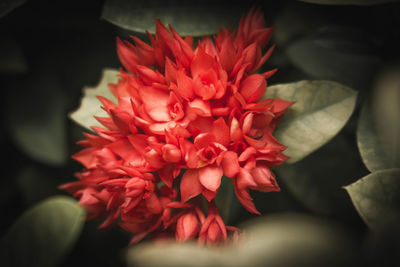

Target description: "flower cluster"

left=61, top=8, right=292, bottom=245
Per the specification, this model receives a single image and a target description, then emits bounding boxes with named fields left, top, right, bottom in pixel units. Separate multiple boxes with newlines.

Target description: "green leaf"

left=275, top=133, right=367, bottom=218
left=6, top=68, right=68, bottom=166
left=214, top=176, right=241, bottom=224
left=265, top=80, right=357, bottom=163
left=273, top=2, right=326, bottom=47
left=102, top=0, right=241, bottom=36
left=0, top=0, right=25, bottom=17
left=70, top=68, right=119, bottom=131
left=345, top=169, right=400, bottom=231
left=0, top=196, right=85, bottom=267
left=299, top=0, right=400, bottom=5
left=358, top=67, right=400, bottom=172
left=357, top=100, right=400, bottom=172
left=286, top=26, right=380, bottom=89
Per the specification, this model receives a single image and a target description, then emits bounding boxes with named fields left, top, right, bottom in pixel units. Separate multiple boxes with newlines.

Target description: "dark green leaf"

left=276, top=134, right=367, bottom=218
left=0, top=196, right=85, bottom=267
left=265, top=80, right=357, bottom=163
left=70, top=68, right=119, bottom=131
left=273, top=2, right=326, bottom=47
left=6, top=68, right=68, bottom=166
left=286, top=26, right=380, bottom=89
left=345, top=168, right=400, bottom=231
left=299, top=0, right=400, bottom=5
left=0, top=0, right=25, bottom=17
left=102, top=0, right=242, bottom=36
left=214, top=176, right=241, bottom=224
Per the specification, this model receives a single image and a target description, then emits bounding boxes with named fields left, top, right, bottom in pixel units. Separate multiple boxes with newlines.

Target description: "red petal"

left=198, top=166, right=223, bottom=192
left=221, top=151, right=240, bottom=178
left=191, top=47, right=215, bottom=78
left=261, top=68, right=278, bottom=79
left=237, top=168, right=257, bottom=191
left=251, top=165, right=280, bottom=192
left=72, top=147, right=98, bottom=169
left=179, top=138, right=199, bottom=169
left=189, top=98, right=211, bottom=117
left=165, top=57, right=177, bottom=84
left=158, top=164, right=175, bottom=188
left=219, top=36, right=235, bottom=73
left=136, top=65, right=165, bottom=85
left=230, top=117, right=242, bottom=142
left=162, top=144, right=181, bottom=163
left=145, top=193, right=163, bottom=214
left=110, top=109, right=131, bottom=134
left=176, top=69, right=195, bottom=99
left=180, top=169, right=203, bottom=203
left=138, top=86, right=171, bottom=122
left=239, top=74, right=266, bottom=103
left=271, top=98, right=294, bottom=113
left=176, top=212, right=200, bottom=242
left=116, top=37, right=138, bottom=74
left=238, top=147, right=257, bottom=162
left=194, top=133, right=216, bottom=149
left=202, top=189, right=217, bottom=202
left=233, top=177, right=260, bottom=215
left=212, top=118, right=230, bottom=147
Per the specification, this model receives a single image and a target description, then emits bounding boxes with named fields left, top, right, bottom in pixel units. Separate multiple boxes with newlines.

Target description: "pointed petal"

left=189, top=98, right=211, bottom=117
left=176, top=69, right=195, bottom=99
left=194, top=133, right=215, bottom=149
left=212, top=118, right=230, bottom=147
left=180, top=169, right=203, bottom=203
left=191, top=47, right=215, bottom=78
left=239, top=74, right=266, bottom=103
left=202, top=189, right=217, bottom=202
left=199, top=166, right=223, bottom=192
left=221, top=151, right=240, bottom=178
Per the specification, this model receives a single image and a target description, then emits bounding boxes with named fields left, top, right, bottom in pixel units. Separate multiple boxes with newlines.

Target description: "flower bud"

left=176, top=211, right=200, bottom=242
left=162, top=144, right=182, bottom=163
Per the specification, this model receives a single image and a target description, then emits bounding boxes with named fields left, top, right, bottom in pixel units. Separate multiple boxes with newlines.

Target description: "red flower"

left=62, top=7, right=292, bottom=245
left=198, top=202, right=227, bottom=246
left=175, top=207, right=205, bottom=242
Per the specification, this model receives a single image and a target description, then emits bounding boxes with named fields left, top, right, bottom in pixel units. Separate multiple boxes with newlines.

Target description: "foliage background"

left=1, top=0, right=399, bottom=266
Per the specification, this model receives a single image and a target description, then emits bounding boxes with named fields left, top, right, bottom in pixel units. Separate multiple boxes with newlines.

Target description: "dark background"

left=1, top=0, right=400, bottom=266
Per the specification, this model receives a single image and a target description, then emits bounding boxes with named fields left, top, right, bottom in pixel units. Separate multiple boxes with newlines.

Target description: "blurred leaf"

left=102, top=0, right=242, bottom=36
left=276, top=134, right=367, bottom=219
left=299, top=0, right=400, bottom=5
left=6, top=69, right=68, bottom=166
left=0, top=0, right=25, bottom=17
left=273, top=2, right=326, bottom=47
left=357, top=100, right=400, bottom=172
left=371, top=67, right=400, bottom=169
left=0, top=37, right=27, bottom=74
left=70, top=68, right=119, bottom=131
left=286, top=26, right=380, bottom=89
left=0, top=196, right=85, bottom=267
left=345, top=168, right=400, bottom=230
left=265, top=80, right=357, bottom=163
left=126, top=213, right=356, bottom=267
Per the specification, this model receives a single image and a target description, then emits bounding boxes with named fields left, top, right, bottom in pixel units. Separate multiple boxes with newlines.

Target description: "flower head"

left=62, top=7, right=292, bottom=245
